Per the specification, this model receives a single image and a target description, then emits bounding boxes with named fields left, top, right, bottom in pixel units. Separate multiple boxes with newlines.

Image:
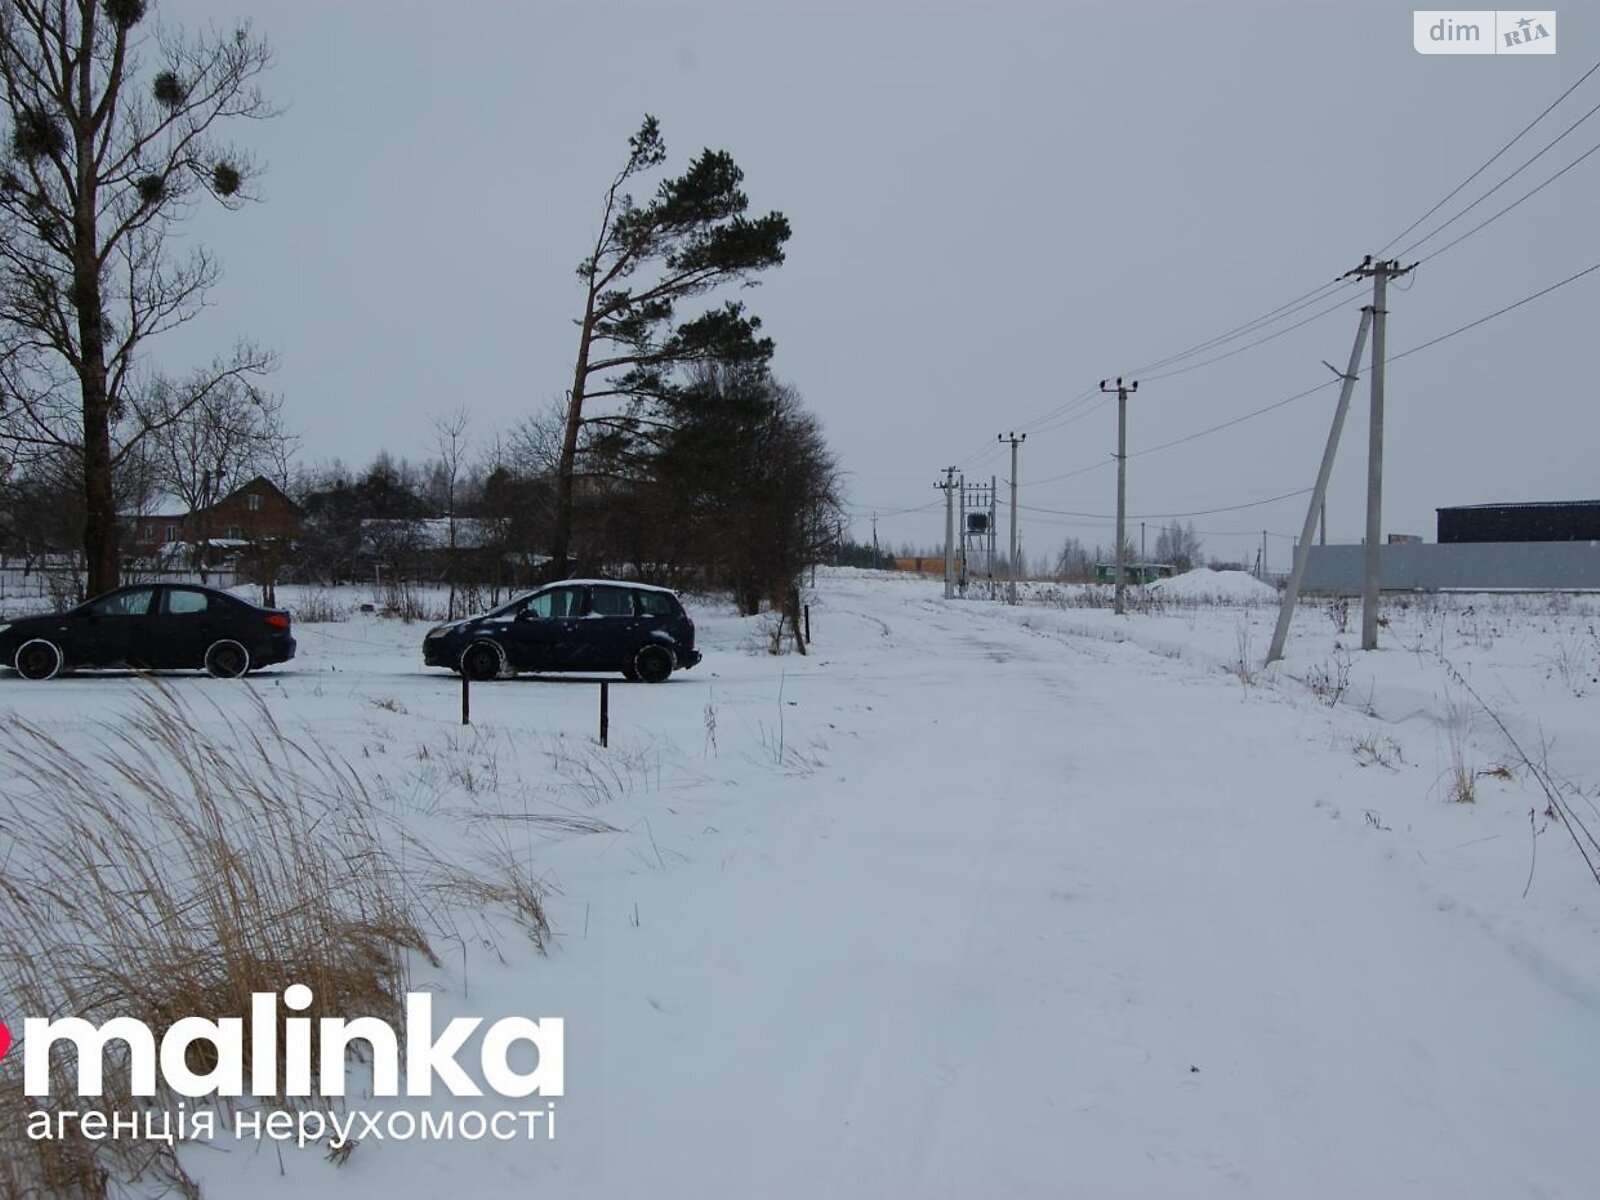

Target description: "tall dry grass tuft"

left=0, top=684, right=442, bottom=1199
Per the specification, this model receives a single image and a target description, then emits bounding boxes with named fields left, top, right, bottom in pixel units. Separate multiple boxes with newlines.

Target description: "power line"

left=1388, top=258, right=1600, bottom=364
left=1028, top=455, right=1114, bottom=488
left=1027, top=393, right=1112, bottom=439
left=845, top=499, right=940, bottom=519
left=928, top=72, right=1600, bottom=534
left=1022, top=257, right=1600, bottom=495
left=1379, top=57, right=1600, bottom=255
left=1004, top=384, right=1102, bottom=438
left=1398, top=92, right=1600, bottom=260
left=1019, top=486, right=1313, bottom=521
left=1141, top=288, right=1367, bottom=383
left=1129, top=278, right=1357, bottom=376
left=1124, top=379, right=1340, bottom=466
left=1417, top=134, right=1600, bottom=266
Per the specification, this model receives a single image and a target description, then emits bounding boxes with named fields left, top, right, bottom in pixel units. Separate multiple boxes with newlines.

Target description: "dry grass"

left=288, top=590, right=349, bottom=624
left=1441, top=700, right=1478, bottom=804
left=0, top=683, right=545, bottom=1199
left=1350, top=733, right=1404, bottom=770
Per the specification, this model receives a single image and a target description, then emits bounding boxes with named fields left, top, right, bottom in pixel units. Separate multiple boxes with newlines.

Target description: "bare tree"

left=430, top=406, right=470, bottom=618
left=1154, top=519, right=1204, bottom=571
left=0, top=0, right=275, bottom=595
left=1055, top=537, right=1092, bottom=580
left=145, top=372, right=287, bottom=579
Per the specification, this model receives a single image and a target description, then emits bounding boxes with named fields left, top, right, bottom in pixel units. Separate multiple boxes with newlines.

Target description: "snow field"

left=1, top=569, right=1597, bottom=1197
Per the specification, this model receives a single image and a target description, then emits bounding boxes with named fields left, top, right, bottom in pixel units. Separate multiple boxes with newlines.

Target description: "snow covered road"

left=532, top=583, right=1600, bottom=1199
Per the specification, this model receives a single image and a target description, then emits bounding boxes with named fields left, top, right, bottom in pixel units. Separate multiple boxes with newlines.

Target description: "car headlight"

left=0, top=622, right=10, bottom=635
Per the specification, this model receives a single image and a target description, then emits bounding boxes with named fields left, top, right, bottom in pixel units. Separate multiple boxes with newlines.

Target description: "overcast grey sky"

left=153, top=0, right=1595, bottom=567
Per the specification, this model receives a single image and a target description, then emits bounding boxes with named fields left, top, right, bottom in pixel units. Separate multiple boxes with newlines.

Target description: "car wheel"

left=633, top=644, right=674, bottom=684
left=204, top=640, right=250, bottom=679
left=461, top=641, right=503, bottom=682
left=620, top=661, right=640, bottom=682
left=14, top=638, right=63, bottom=681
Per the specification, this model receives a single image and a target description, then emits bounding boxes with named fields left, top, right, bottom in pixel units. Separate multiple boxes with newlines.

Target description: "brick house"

left=125, top=476, right=302, bottom=564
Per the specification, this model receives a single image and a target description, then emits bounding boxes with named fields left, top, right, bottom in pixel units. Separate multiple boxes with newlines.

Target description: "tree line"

left=0, top=4, right=841, bottom=620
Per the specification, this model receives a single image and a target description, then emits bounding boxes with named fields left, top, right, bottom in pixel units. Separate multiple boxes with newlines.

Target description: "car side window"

left=589, top=587, right=632, bottom=617
left=526, top=587, right=582, bottom=619
left=634, top=590, right=674, bottom=617
left=167, top=589, right=209, bottom=615
left=88, top=588, right=155, bottom=617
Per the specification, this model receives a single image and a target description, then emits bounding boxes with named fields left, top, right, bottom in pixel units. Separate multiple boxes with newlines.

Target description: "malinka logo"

left=13, top=986, right=563, bottom=1099
left=0, top=1017, right=10, bottom=1065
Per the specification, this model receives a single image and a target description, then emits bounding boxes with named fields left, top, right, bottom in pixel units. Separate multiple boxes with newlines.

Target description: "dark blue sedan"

left=423, top=580, right=703, bottom=683
left=0, top=584, right=296, bottom=680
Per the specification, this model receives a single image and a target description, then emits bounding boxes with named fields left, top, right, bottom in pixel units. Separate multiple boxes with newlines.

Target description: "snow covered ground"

left=3, top=568, right=1599, bottom=1198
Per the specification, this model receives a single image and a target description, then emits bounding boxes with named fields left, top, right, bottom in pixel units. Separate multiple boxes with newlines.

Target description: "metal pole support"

left=461, top=673, right=470, bottom=726
left=599, top=680, right=610, bottom=748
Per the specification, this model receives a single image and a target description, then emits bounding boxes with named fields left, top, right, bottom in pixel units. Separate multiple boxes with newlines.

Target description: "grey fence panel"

left=1303, top=542, right=1600, bottom=593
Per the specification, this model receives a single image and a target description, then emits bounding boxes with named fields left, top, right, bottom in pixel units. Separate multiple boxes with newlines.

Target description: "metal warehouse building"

left=1437, top=500, right=1600, bottom=544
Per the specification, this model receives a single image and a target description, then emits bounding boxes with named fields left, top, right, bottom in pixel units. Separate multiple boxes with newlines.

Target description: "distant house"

left=358, top=516, right=549, bottom=585
left=124, top=476, right=303, bottom=565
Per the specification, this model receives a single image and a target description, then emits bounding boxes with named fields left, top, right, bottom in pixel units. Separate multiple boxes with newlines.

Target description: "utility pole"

left=871, top=512, right=880, bottom=568
left=958, top=479, right=969, bottom=596
left=1345, top=256, right=1415, bottom=650
left=1261, top=530, right=1268, bottom=582
left=1099, top=377, right=1138, bottom=615
left=1140, top=521, right=1146, bottom=574
left=998, top=433, right=1025, bottom=604
left=1266, top=305, right=1373, bottom=665
left=938, top=467, right=957, bottom=600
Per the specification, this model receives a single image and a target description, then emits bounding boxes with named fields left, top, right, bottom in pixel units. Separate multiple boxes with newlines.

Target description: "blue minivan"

left=423, top=580, right=702, bottom=683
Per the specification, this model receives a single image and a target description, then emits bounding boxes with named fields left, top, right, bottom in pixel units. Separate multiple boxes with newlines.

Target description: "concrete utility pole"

left=1099, top=377, right=1138, bottom=615
left=1345, top=256, right=1416, bottom=650
left=989, top=476, right=998, bottom=595
left=958, top=480, right=968, bottom=597
left=1266, top=305, right=1374, bottom=665
left=938, top=466, right=957, bottom=600
left=999, top=432, right=1026, bottom=604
